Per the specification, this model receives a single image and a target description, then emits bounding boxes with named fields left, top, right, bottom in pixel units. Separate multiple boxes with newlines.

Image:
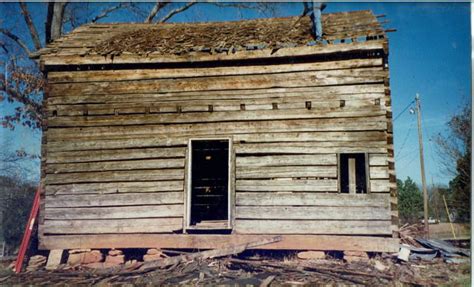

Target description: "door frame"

left=184, top=137, right=234, bottom=231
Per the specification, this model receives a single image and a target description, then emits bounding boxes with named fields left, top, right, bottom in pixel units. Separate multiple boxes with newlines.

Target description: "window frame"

left=337, top=152, right=371, bottom=194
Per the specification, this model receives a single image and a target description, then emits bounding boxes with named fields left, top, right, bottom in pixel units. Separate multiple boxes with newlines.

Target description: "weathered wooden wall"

left=40, top=40, right=395, bottom=248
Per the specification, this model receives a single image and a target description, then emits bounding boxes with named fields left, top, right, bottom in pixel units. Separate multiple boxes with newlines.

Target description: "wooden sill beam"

left=39, top=234, right=399, bottom=253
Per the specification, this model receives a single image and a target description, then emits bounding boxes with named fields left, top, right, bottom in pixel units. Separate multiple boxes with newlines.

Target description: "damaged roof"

left=36, top=10, right=389, bottom=66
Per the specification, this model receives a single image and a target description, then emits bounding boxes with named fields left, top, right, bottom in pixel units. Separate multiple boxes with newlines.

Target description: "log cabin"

left=34, top=10, right=399, bottom=253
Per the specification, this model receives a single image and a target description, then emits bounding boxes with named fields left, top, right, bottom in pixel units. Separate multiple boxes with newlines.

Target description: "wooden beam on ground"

left=39, top=234, right=399, bottom=252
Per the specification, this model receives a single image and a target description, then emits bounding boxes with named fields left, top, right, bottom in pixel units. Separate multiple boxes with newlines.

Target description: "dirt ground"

left=0, top=251, right=471, bottom=286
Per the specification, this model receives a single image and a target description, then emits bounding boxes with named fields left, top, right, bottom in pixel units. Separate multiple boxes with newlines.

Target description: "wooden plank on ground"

left=43, top=218, right=183, bottom=234
left=39, top=234, right=400, bottom=252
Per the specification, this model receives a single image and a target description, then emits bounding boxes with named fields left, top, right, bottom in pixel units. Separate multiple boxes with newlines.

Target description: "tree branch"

left=91, top=3, right=126, bottom=23
left=145, top=1, right=169, bottom=23
left=19, top=2, right=42, bottom=51
left=0, top=29, right=31, bottom=56
left=158, top=1, right=196, bottom=23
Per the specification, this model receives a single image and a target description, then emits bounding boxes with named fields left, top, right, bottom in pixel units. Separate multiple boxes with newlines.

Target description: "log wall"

left=40, top=43, right=395, bottom=248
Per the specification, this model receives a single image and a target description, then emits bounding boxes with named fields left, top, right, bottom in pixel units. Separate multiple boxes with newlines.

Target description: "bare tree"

left=1, top=2, right=284, bottom=132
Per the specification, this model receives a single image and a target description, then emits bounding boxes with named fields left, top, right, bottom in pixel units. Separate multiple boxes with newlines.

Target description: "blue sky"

left=0, top=2, right=471, bottom=186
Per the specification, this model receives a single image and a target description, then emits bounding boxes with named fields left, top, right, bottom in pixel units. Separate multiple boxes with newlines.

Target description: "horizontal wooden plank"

left=47, top=84, right=385, bottom=105
left=48, top=58, right=383, bottom=83
left=236, top=154, right=336, bottom=167
left=45, top=191, right=183, bottom=208
left=48, top=106, right=386, bottom=128
left=236, top=206, right=390, bottom=220
left=43, top=218, right=183, bottom=234
left=369, top=166, right=389, bottom=179
left=46, top=117, right=387, bottom=141
left=47, top=147, right=186, bottom=164
left=236, top=166, right=337, bottom=179
left=236, top=179, right=337, bottom=192
left=45, top=169, right=184, bottom=184
left=235, top=142, right=387, bottom=154
left=234, top=220, right=392, bottom=235
left=369, top=153, right=389, bottom=166
left=41, top=40, right=386, bottom=66
left=45, top=181, right=184, bottom=195
left=50, top=68, right=386, bottom=97
left=49, top=98, right=383, bottom=117
left=47, top=158, right=185, bottom=173
left=39, top=234, right=400, bottom=252
left=370, top=179, right=392, bottom=193
left=236, top=192, right=390, bottom=207
left=45, top=204, right=183, bottom=220
left=47, top=131, right=387, bottom=153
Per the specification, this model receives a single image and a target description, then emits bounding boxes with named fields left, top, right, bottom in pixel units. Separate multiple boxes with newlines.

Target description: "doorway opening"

left=188, top=139, right=231, bottom=230
left=339, top=153, right=368, bottom=194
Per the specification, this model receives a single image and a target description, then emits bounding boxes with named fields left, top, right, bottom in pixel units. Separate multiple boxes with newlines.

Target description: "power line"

left=393, top=100, right=415, bottom=122
left=395, top=118, right=416, bottom=160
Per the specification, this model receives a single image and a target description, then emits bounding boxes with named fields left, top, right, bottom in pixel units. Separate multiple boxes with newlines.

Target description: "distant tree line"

left=398, top=105, right=471, bottom=224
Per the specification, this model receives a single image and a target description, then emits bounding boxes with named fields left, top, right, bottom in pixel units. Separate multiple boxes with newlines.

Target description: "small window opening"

left=339, top=153, right=367, bottom=194
left=189, top=140, right=229, bottom=229
left=52, top=110, right=57, bottom=117
left=305, top=101, right=312, bottom=110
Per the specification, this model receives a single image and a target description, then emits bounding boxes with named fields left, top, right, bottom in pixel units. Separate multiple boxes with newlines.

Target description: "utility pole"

left=415, top=93, right=429, bottom=238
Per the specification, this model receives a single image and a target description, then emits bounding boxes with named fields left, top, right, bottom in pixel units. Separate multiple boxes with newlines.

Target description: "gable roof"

left=36, top=10, right=388, bottom=67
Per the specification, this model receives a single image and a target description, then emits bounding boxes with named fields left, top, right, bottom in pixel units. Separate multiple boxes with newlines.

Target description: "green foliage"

left=436, top=106, right=471, bottom=222
left=0, top=176, right=35, bottom=255
left=398, top=177, right=424, bottom=224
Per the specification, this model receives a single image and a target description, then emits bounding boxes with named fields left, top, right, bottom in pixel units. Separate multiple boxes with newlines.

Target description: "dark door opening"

left=189, top=139, right=229, bottom=229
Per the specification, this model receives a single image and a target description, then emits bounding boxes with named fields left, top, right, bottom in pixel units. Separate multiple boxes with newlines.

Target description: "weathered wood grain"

left=39, top=234, right=400, bottom=252
left=45, top=181, right=184, bottom=195
left=49, top=68, right=385, bottom=96
left=47, top=58, right=383, bottom=83
left=236, top=155, right=336, bottom=167
left=236, top=179, right=338, bottom=192
left=236, top=166, right=337, bottom=179
left=236, top=192, right=390, bottom=207
left=45, top=191, right=183, bottom=208
left=47, top=158, right=184, bottom=173
left=369, top=166, right=389, bottom=179
left=41, top=40, right=386, bottom=66
left=48, top=106, right=386, bottom=128
left=236, top=206, right=390, bottom=220
left=45, top=169, right=184, bottom=184
left=370, top=179, right=393, bottom=193
left=235, top=142, right=387, bottom=155
left=45, top=204, right=183, bottom=220
left=47, top=147, right=186, bottom=163
left=46, top=131, right=387, bottom=152
left=43, top=218, right=183, bottom=234
left=369, top=153, right=389, bottom=166
left=46, top=117, right=387, bottom=141
left=47, top=85, right=385, bottom=105
left=234, top=219, right=392, bottom=235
